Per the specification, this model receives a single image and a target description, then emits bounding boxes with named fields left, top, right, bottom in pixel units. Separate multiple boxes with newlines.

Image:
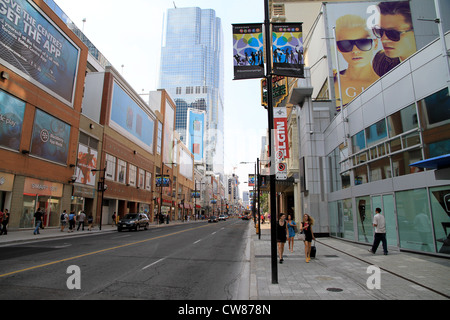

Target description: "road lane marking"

left=193, top=240, right=201, bottom=244
left=142, top=258, right=165, bottom=270
left=0, top=224, right=210, bottom=279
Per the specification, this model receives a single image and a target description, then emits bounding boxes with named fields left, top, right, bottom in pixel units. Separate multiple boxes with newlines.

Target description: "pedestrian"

left=68, top=211, right=76, bottom=232
left=0, top=209, right=3, bottom=234
left=287, top=214, right=297, bottom=252
left=77, top=211, right=86, bottom=231
left=276, top=213, right=288, bottom=263
left=33, top=208, right=44, bottom=235
left=300, top=213, right=315, bottom=263
left=0, top=209, right=10, bottom=235
left=369, top=208, right=388, bottom=255
left=60, top=210, right=68, bottom=232
left=112, top=212, right=116, bottom=227
left=87, top=214, right=94, bottom=231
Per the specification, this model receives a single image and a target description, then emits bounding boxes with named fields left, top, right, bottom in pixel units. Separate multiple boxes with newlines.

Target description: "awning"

left=409, top=154, right=450, bottom=170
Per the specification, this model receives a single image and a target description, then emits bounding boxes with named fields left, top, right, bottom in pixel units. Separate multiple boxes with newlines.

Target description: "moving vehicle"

left=208, top=216, right=218, bottom=223
left=117, top=213, right=149, bottom=231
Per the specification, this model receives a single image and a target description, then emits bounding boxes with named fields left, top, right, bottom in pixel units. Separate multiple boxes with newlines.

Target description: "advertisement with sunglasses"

left=324, top=1, right=416, bottom=110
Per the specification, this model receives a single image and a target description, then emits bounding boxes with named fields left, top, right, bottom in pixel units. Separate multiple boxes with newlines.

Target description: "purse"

left=297, top=231, right=305, bottom=241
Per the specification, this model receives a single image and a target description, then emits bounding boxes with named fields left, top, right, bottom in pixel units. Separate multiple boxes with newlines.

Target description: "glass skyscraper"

left=159, top=7, right=224, bottom=175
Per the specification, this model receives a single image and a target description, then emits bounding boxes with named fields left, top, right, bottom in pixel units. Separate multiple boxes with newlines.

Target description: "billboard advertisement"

left=232, top=24, right=264, bottom=80
left=0, top=0, right=80, bottom=106
left=110, top=82, right=155, bottom=153
left=0, top=90, right=25, bottom=151
left=272, top=23, right=304, bottom=78
left=163, top=101, right=174, bottom=165
left=324, top=1, right=417, bottom=110
left=75, top=144, right=97, bottom=186
left=30, top=109, right=71, bottom=165
left=186, top=108, right=205, bottom=163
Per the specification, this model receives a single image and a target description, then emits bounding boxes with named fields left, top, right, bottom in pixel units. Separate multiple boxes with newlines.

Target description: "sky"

left=55, top=0, right=269, bottom=194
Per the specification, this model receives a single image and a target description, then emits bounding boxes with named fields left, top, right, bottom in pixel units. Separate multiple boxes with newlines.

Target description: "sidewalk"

left=249, top=222, right=450, bottom=300
left=0, top=220, right=203, bottom=246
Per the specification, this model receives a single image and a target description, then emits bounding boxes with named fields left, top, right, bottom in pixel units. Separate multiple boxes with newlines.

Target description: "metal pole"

left=264, top=0, right=278, bottom=284
left=257, top=158, right=261, bottom=239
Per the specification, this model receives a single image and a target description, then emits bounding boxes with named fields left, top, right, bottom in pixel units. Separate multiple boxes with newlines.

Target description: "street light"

left=92, top=165, right=107, bottom=230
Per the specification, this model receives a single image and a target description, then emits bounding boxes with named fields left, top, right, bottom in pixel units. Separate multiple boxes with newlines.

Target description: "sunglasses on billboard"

left=372, top=27, right=413, bottom=42
left=336, top=39, right=373, bottom=53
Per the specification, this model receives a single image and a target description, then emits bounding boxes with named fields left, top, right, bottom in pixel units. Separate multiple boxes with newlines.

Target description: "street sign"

left=276, top=162, right=287, bottom=180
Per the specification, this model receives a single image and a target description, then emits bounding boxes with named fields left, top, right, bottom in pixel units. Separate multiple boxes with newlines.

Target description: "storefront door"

left=372, top=194, right=399, bottom=247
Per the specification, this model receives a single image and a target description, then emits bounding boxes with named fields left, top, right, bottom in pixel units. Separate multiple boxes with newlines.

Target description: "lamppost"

left=92, top=165, right=107, bottom=230
left=158, top=162, right=176, bottom=225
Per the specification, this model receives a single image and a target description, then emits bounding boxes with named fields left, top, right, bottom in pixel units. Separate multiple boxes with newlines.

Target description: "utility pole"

left=264, top=0, right=278, bottom=284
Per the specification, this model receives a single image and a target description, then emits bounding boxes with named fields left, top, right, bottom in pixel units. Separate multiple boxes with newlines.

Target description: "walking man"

left=369, top=208, right=388, bottom=255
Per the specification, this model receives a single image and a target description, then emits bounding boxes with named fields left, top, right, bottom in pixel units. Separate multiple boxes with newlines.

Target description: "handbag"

left=297, top=231, right=305, bottom=241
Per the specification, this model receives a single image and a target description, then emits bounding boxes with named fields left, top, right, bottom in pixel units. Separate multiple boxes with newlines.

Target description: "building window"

left=145, top=171, right=152, bottom=191
left=129, top=164, right=136, bottom=186
left=176, top=87, right=182, bottom=94
left=366, top=118, right=387, bottom=148
left=387, top=103, right=418, bottom=138
left=138, top=169, right=145, bottom=189
left=105, top=154, right=116, bottom=181
left=369, top=157, right=391, bottom=182
left=117, top=159, right=127, bottom=184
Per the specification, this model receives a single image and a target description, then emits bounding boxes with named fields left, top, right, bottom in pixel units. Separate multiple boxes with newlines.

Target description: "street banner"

left=156, top=175, right=170, bottom=188
left=324, top=1, right=416, bottom=111
left=273, top=107, right=289, bottom=159
left=272, top=23, right=304, bottom=78
left=232, top=24, right=264, bottom=80
left=248, top=174, right=255, bottom=187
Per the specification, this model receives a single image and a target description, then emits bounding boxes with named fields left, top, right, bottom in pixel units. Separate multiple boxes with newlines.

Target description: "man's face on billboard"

left=378, top=13, right=416, bottom=60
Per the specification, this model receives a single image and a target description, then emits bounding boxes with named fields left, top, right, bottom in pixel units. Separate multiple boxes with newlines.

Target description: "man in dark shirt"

left=33, top=208, right=43, bottom=235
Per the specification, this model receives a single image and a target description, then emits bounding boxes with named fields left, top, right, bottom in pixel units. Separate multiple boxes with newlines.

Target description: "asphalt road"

left=0, top=219, right=252, bottom=300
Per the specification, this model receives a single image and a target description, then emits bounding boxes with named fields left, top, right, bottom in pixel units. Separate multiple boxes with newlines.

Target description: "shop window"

left=418, top=87, right=450, bottom=128
left=366, top=119, right=387, bottom=148
left=356, top=196, right=373, bottom=243
left=392, top=149, right=423, bottom=177
left=354, top=165, right=368, bottom=185
left=369, top=157, right=391, bottom=182
left=387, top=103, right=418, bottom=137
left=396, top=188, right=434, bottom=253
left=341, top=198, right=353, bottom=241
left=429, top=186, right=450, bottom=255
left=352, top=130, right=366, bottom=154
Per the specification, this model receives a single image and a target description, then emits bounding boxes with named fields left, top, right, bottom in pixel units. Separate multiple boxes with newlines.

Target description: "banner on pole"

left=232, top=24, right=265, bottom=80
left=272, top=23, right=304, bottom=78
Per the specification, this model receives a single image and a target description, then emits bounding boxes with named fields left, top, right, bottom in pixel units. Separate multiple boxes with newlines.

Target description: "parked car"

left=117, top=213, right=149, bottom=231
left=208, top=215, right=218, bottom=223
left=241, top=215, right=250, bottom=220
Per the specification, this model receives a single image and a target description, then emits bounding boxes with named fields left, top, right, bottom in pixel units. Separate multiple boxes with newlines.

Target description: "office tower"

left=159, top=7, right=224, bottom=175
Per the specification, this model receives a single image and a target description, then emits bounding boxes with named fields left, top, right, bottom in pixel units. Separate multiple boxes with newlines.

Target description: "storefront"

left=0, top=172, right=14, bottom=213
left=21, top=178, right=64, bottom=228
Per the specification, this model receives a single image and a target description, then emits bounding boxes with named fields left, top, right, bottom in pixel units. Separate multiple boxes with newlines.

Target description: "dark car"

left=241, top=215, right=250, bottom=220
left=117, top=213, right=149, bottom=231
left=208, top=215, right=218, bottom=223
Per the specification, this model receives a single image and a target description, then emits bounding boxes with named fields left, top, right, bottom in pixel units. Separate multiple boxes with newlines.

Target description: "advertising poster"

left=232, top=24, right=264, bottom=80
left=0, top=90, right=25, bottom=151
left=248, top=174, right=255, bottom=187
left=186, top=108, right=205, bottom=163
left=110, top=82, right=155, bottom=152
left=324, top=1, right=416, bottom=110
left=30, top=109, right=71, bottom=164
left=0, top=0, right=80, bottom=105
left=163, top=101, right=174, bottom=165
left=75, top=144, right=97, bottom=186
left=272, top=23, right=304, bottom=78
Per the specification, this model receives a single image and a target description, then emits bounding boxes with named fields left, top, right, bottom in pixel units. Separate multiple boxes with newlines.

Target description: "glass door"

left=372, top=194, right=399, bottom=247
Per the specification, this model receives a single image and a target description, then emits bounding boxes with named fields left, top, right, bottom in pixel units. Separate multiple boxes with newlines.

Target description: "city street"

left=0, top=219, right=251, bottom=300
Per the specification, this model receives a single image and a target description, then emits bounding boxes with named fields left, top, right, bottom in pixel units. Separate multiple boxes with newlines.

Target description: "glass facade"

left=159, top=7, right=224, bottom=174
left=327, top=87, right=450, bottom=256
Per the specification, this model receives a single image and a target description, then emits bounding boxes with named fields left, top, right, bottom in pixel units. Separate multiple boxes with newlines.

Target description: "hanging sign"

left=232, top=24, right=264, bottom=80
left=272, top=23, right=304, bottom=78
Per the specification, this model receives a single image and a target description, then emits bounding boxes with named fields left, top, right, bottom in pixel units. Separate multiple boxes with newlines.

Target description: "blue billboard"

left=186, top=108, right=205, bottom=163
left=0, top=90, right=25, bottom=151
left=110, top=82, right=155, bottom=153
left=0, top=0, right=80, bottom=106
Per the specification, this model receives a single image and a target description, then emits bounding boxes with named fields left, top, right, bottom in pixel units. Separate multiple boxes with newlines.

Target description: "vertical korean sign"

left=232, top=24, right=264, bottom=80
left=272, top=23, right=304, bottom=78
left=0, top=0, right=80, bottom=106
